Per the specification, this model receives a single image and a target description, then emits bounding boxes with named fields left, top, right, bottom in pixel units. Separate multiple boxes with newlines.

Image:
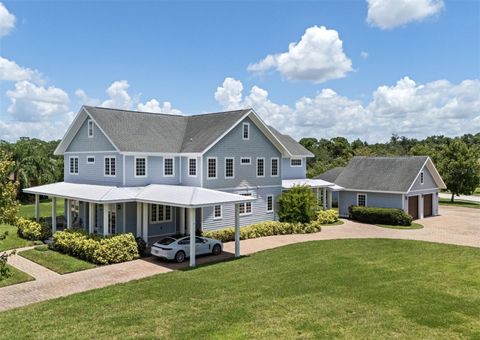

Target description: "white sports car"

left=151, top=236, right=223, bottom=263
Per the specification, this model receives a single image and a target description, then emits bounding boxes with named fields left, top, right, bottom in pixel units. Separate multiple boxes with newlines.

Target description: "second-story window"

left=188, top=158, right=197, bottom=177
left=207, top=158, right=217, bottom=179
left=69, top=156, right=79, bottom=175
left=87, top=119, right=93, bottom=138
left=164, top=158, right=174, bottom=177
left=257, top=158, right=265, bottom=177
left=104, top=157, right=116, bottom=176
left=225, top=157, right=234, bottom=178
left=242, top=122, right=250, bottom=140
left=135, top=157, right=147, bottom=177
left=271, top=158, right=279, bottom=177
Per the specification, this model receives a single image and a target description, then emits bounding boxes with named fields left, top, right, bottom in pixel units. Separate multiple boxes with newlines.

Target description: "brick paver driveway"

left=0, top=205, right=478, bottom=312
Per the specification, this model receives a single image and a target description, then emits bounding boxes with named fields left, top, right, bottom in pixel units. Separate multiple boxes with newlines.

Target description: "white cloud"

left=101, top=80, right=134, bottom=109
left=366, top=0, right=444, bottom=29
left=0, top=2, right=16, bottom=37
left=214, top=77, right=244, bottom=110
left=247, top=26, right=352, bottom=83
left=137, top=99, right=182, bottom=115
left=0, top=57, right=44, bottom=83
left=214, top=76, right=480, bottom=142
left=75, top=88, right=100, bottom=106
left=360, top=51, right=369, bottom=59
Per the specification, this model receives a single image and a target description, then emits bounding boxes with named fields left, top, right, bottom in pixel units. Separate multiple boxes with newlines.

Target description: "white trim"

left=86, top=156, right=95, bottom=165
left=290, top=158, right=303, bottom=167
left=163, top=157, right=175, bottom=177
left=242, top=122, right=250, bottom=140
left=83, top=108, right=121, bottom=153
left=256, top=157, right=265, bottom=178
left=87, top=119, right=94, bottom=138
left=134, top=156, right=148, bottom=178
left=121, top=151, right=201, bottom=157
left=240, top=157, right=251, bottom=165
left=356, top=193, right=367, bottom=207
left=266, top=194, right=274, bottom=213
left=224, top=157, right=235, bottom=179
left=122, top=154, right=126, bottom=186
left=104, top=156, right=117, bottom=177
left=200, top=157, right=203, bottom=187
left=188, top=157, right=197, bottom=177
left=213, top=204, right=223, bottom=220
left=406, top=157, right=446, bottom=192
left=270, top=157, right=279, bottom=177
left=122, top=202, right=126, bottom=233
left=64, top=150, right=116, bottom=154
left=68, top=156, right=79, bottom=175
left=179, top=156, right=182, bottom=184
left=341, top=188, right=405, bottom=194
left=207, top=157, right=217, bottom=179
left=216, top=184, right=282, bottom=191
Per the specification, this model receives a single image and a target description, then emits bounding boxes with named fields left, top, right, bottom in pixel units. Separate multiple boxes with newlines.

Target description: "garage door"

left=408, top=196, right=419, bottom=220
left=423, top=194, right=433, bottom=217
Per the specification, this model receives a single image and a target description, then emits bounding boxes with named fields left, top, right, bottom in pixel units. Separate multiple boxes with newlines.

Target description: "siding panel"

left=66, top=117, right=116, bottom=152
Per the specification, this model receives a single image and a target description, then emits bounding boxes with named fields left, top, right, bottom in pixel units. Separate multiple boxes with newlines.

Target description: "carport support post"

left=188, top=207, right=196, bottom=267
left=419, top=195, right=424, bottom=219
left=88, top=202, right=95, bottom=234
left=322, top=188, right=327, bottom=210
left=142, top=203, right=148, bottom=244
left=179, top=207, right=185, bottom=235
left=235, top=203, right=240, bottom=258
left=66, top=199, right=72, bottom=228
left=103, top=203, right=109, bottom=236
left=51, top=197, right=57, bottom=234
left=327, top=190, right=332, bottom=210
left=34, top=194, right=40, bottom=221
left=136, top=202, right=142, bottom=237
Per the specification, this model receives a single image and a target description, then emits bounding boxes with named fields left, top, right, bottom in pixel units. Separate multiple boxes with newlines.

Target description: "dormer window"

left=290, top=158, right=302, bottom=167
left=420, top=171, right=424, bottom=185
left=242, top=122, right=250, bottom=140
left=87, top=119, right=94, bottom=138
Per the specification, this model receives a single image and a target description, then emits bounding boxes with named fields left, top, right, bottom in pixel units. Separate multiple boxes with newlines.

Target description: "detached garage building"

left=334, top=156, right=446, bottom=219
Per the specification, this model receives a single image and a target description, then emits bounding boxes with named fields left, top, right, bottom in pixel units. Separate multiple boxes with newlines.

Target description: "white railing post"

left=103, top=204, right=109, bottom=236
left=189, top=207, right=196, bottom=267
left=235, top=203, right=240, bottom=258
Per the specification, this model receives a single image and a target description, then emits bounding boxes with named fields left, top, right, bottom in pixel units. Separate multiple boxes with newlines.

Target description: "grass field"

left=0, top=239, right=478, bottom=338
left=0, top=224, right=33, bottom=252
left=18, top=198, right=64, bottom=219
left=0, top=265, right=34, bottom=288
left=439, top=197, right=480, bottom=209
left=376, top=222, right=424, bottom=230
left=19, top=247, right=96, bottom=274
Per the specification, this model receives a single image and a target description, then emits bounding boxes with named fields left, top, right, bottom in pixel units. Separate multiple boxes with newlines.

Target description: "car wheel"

left=175, top=251, right=186, bottom=263
left=212, top=244, right=222, bottom=256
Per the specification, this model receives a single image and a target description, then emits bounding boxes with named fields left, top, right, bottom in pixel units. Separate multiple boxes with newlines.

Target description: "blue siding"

left=180, top=156, right=202, bottom=186
left=203, top=117, right=282, bottom=189
left=66, top=117, right=116, bottom=152
left=410, top=165, right=437, bottom=192
left=338, top=191, right=403, bottom=217
left=64, top=152, right=123, bottom=186
left=281, top=158, right=306, bottom=179
left=124, top=156, right=181, bottom=186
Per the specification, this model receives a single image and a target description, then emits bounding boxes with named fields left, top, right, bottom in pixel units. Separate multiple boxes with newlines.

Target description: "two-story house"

left=24, top=106, right=317, bottom=259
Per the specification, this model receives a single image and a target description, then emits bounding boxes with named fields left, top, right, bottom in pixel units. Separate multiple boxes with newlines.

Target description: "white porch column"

left=142, top=203, right=148, bottom=244
left=327, top=190, right=332, bottom=210
left=103, top=203, right=109, bottom=236
left=51, top=197, right=57, bottom=234
left=136, top=202, right=142, bottom=237
left=419, top=195, right=424, bottom=219
left=88, top=202, right=95, bottom=234
left=66, top=199, right=72, bottom=228
left=322, top=188, right=327, bottom=210
left=179, top=207, right=185, bottom=235
left=234, top=203, right=240, bottom=258
left=34, top=194, right=40, bottom=221
left=188, top=207, right=196, bottom=267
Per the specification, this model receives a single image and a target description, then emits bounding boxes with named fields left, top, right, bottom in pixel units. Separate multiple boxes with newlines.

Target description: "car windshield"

left=157, top=237, right=177, bottom=245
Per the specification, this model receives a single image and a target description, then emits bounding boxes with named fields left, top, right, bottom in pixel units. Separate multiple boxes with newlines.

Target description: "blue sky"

left=1, top=0, right=479, bottom=142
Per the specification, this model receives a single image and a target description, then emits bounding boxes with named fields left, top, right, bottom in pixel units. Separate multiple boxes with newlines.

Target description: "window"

left=239, top=193, right=252, bottom=215
left=266, top=195, right=274, bottom=213
left=357, top=194, right=367, bottom=207
left=104, top=157, right=116, bottom=176
left=271, top=158, right=279, bottom=177
left=87, top=119, right=94, bottom=138
left=69, top=156, right=79, bottom=175
left=108, top=210, right=116, bottom=234
left=225, top=157, right=234, bottom=178
left=242, top=122, right=250, bottom=140
left=240, top=157, right=251, bottom=165
left=135, top=157, right=147, bottom=177
left=86, top=156, right=95, bottom=164
left=420, top=171, right=424, bottom=185
left=213, top=205, right=222, bottom=219
left=164, top=157, right=174, bottom=177
left=290, top=158, right=302, bottom=167
left=257, top=158, right=265, bottom=177
left=188, top=158, right=197, bottom=177
left=207, top=157, right=217, bottom=179
left=150, top=204, right=172, bottom=223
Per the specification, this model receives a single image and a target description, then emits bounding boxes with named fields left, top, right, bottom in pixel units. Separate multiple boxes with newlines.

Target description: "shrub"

left=316, top=209, right=339, bottom=224
left=34, top=245, right=49, bottom=251
left=52, top=230, right=139, bottom=265
left=349, top=206, right=412, bottom=226
left=278, top=185, right=319, bottom=223
left=135, top=237, right=147, bottom=257
left=15, top=217, right=51, bottom=241
left=0, top=251, right=15, bottom=281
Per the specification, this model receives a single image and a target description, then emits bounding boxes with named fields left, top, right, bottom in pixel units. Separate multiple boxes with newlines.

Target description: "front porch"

left=282, top=178, right=343, bottom=210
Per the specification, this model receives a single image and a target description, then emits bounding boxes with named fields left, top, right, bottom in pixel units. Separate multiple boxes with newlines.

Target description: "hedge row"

left=15, top=217, right=51, bottom=241
left=349, top=206, right=412, bottom=226
left=52, top=230, right=139, bottom=265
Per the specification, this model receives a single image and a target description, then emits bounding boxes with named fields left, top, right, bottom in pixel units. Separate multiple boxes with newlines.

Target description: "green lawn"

left=0, top=264, right=34, bottom=288
left=0, top=239, right=479, bottom=338
left=19, top=247, right=96, bottom=274
left=18, top=198, right=64, bottom=219
left=0, top=224, right=33, bottom=252
left=439, top=197, right=480, bottom=209
left=376, top=222, right=424, bottom=230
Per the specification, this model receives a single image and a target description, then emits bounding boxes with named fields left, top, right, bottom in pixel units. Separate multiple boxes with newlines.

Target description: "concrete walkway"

left=0, top=205, right=478, bottom=312
left=439, top=192, right=480, bottom=203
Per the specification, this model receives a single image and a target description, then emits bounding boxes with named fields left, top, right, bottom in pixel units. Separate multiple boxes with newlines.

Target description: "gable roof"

left=55, top=106, right=311, bottom=157
left=335, top=156, right=446, bottom=193
left=268, top=126, right=314, bottom=157
left=314, top=167, right=345, bottom=183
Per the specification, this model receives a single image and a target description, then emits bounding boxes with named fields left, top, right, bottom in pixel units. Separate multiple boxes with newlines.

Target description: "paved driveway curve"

left=0, top=205, right=478, bottom=312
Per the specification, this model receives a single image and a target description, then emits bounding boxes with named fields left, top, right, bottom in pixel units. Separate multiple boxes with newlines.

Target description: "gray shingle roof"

left=335, top=156, right=428, bottom=192
left=314, top=167, right=345, bottom=182
left=267, top=126, right=313, bottom=157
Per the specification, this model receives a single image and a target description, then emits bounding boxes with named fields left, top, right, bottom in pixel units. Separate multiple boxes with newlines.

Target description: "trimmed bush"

left=15, top=217, right=51, bottom=241
left=316, top=209, right=339, bottom=224
left=52, top=230, right=139, bottom=265
left=278, top=185, right=319, bottom=223
left=349, top=206, right=412, bottom=226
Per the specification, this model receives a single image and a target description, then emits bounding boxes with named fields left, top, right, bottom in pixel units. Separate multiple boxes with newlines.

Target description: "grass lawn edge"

left=19, top=247, right=96, bottom=274
left=375, top=222, right=424, bottom=230
left=0, top=264, right=35, bottom=288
